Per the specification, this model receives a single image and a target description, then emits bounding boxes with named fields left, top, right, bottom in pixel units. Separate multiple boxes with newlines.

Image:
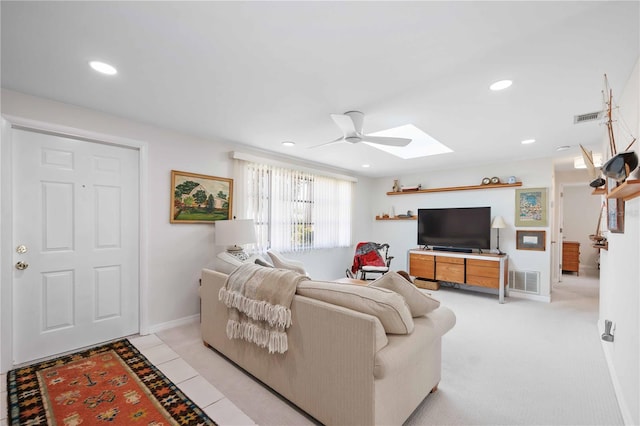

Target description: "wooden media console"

left=409, top=249, right=509, bottom=303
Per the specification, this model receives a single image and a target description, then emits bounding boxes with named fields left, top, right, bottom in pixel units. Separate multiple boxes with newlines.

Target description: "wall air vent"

left=508, top=270, right=540, bottom=294
left=574, top=111, right=603, bottom=124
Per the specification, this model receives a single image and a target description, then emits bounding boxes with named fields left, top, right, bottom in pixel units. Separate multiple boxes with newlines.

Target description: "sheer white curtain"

left=242, top=161, right=352, bottom=253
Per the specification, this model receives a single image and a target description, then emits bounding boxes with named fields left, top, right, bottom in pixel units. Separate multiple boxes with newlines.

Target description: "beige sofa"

left=201, top=268, right=456, bottom=425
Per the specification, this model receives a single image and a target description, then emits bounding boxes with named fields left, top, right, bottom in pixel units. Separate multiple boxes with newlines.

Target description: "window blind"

left=243, top=161, right=352, bottom=253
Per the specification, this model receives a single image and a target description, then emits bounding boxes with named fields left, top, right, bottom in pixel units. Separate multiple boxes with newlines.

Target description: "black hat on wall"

left=602, top=151, right=638, bottom=182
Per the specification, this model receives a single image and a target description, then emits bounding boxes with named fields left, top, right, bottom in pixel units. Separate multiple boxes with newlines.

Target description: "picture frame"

left=515, top=187, right=548, bottom=227
left=606, top=177, right=625, bottom=233
left=516, top=230, right=546, bottom=251
left=170, top=170, right=233, bottom=223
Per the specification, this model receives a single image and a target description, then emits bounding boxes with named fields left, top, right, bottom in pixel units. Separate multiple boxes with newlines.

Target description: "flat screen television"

left=417, top=207, right=491, bottom=251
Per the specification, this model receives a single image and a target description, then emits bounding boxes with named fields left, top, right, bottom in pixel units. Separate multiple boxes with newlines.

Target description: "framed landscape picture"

left=170, top=170, right=233, bottom=223
left=515, top=187, right=547, bottom=227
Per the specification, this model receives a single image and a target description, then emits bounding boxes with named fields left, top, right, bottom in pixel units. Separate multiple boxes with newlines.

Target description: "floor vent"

left=508, top=270, right=540, bottom=294
left=574, top=111, right=603, bottom=124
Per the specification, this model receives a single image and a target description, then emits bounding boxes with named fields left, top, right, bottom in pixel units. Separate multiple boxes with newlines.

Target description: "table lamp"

left=215, top=219, right=256, bottom=261
left=491, top=215, right=506, bottom=255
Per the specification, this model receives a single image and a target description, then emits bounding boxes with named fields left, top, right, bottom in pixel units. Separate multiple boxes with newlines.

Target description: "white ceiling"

left=2, top=1, right=639, bottom=178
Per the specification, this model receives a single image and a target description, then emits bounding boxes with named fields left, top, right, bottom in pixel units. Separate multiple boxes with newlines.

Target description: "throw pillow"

left=267, top=250, right=307, bottom=275
left=368, top=271, right=440, bottom=317
left=296, top=280, right=414, bottom=334
left=254, top=257, right=273, bottom=268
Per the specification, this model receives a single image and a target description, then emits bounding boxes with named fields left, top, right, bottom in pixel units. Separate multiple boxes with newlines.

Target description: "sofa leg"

left=430, top=384, right=439, bottom=393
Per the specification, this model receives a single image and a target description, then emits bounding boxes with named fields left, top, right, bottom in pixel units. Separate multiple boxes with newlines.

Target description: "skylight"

left=364, top=124, right=452, bottom=159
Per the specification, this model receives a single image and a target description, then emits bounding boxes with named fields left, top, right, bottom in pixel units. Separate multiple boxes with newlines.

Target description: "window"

left=243, top=162, right=352, bottom=253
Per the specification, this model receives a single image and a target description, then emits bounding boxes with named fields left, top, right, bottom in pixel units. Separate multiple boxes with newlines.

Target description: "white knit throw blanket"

left=218, top=263, right=308, bottom=354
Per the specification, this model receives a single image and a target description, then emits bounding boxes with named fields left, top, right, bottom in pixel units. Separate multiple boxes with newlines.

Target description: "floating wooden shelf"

left=375, top=216, right=417, bottom=221
left=592, top=187, right=606, bottom=195
left=386, top=182, right=522, bottom=195
left=592, top=242, right=608, bottom=251
left=606, top=179, right=640, bottom=201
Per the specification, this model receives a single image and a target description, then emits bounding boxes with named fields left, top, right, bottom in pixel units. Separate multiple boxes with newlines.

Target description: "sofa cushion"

left=369, top=271, right=440, bottom=317
left=296, top=281, right=414, bottom=334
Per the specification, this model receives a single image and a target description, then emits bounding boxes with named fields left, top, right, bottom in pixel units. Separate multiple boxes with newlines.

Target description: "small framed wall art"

left=170, top=170, right=233, bottom=223
left=515, top=187, right=547, bottom=227
left=606, top=177, right=625, bottom=233
left=516, top=230, right=546, bottom=251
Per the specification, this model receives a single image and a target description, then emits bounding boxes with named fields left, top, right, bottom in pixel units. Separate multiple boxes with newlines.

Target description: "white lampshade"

left=491, top=216, right=507, bottom=229
left=215, top=219, right=256, bottom=248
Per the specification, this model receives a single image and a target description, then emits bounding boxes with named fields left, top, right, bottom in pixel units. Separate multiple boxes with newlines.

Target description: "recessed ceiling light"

left=89, top=61, right=117, bottom=75
left=281, top=141, right=295, bottom=147
left=361, top=164, right=370, bottom=168
left=556, top=145, right=571, bottom=151
left=521, top=139, right=536, bottom=145
left=489, top=80, right=513, bottom=91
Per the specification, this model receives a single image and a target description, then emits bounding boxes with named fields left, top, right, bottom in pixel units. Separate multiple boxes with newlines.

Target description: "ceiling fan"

left=312, top=111, right=412, bottom=148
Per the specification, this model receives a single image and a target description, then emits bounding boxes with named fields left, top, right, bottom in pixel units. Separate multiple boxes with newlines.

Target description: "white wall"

left=369, top=158, right=554, bottom=300
left=0, top=90, right=371, bottom=345
left=598, top=58, right=640, bottom=425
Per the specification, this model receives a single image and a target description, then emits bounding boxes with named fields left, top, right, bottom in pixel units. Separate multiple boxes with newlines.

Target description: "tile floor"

left=0, top=333, right=255, bottom=426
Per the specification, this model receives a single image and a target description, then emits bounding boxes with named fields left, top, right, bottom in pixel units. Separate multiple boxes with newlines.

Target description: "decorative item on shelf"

left=579, top=144, right=606, bottom=188
left=589, top=202, right=607, bottom=246
left=481, top=177, right=491, bottom=185
left=490, top=176, right=500, bottom=184
left=600, top=73, right=638, bottom=184
left=400, top=184, right=422, bottom=192
left=215, top=219, right=256, bottom=261
left=507, top=176, right=517, bottom=184
left=392, top=179, right=400, bottom=192
left=491, top=215, right=506, bottom=255
left=603, top=151, right=638, bottom=182
left=396, top=210, right=415, bottom=218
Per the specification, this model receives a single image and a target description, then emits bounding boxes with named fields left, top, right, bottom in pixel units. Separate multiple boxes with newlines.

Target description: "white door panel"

left=13, top=128, right=139, bottom=363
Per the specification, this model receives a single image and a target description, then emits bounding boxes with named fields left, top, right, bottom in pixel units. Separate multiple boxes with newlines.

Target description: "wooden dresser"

left=562, top=241, right=580, bottom=276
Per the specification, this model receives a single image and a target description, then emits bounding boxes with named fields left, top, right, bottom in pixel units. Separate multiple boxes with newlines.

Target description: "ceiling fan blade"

left=307, top=136, right=345, bottom=149
left=331, top=113, right=357, bottom=136
left=361, top=135, right=412, bottom=147
left=344, top=111, right=365, bottom=134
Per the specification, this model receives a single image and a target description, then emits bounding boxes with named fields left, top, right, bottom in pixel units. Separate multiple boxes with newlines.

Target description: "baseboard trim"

left=508, top=291, right=550, bottom=303
left=598, top=320, right=635, bottom=425
left=146, top=314, right=200, bottom=335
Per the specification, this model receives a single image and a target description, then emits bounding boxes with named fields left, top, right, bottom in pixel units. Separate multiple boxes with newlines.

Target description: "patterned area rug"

left=7, top=339, right=216, bottom=425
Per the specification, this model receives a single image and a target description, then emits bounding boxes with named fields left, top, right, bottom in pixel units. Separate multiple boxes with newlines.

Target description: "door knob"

left=15, top=261, right=29, bottom=270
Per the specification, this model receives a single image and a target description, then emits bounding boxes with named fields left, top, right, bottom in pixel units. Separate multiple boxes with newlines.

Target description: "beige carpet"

left=159, top=267, right=623, bottom=426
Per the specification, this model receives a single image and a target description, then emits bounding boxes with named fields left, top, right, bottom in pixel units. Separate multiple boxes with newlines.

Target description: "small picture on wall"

left=171, top=170, right=233, bottom=223
left=607, top=177, right=625, bottom=233
left=516, top=230, right=546, bottom=251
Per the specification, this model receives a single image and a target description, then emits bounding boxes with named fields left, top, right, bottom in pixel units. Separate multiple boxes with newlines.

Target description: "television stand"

left=432, top=246, right=472, bottom=253
left=409, top=249, right=509, bottom=303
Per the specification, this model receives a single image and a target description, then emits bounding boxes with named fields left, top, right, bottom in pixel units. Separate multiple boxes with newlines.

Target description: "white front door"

left=12, top=128, right=139, bottom=364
